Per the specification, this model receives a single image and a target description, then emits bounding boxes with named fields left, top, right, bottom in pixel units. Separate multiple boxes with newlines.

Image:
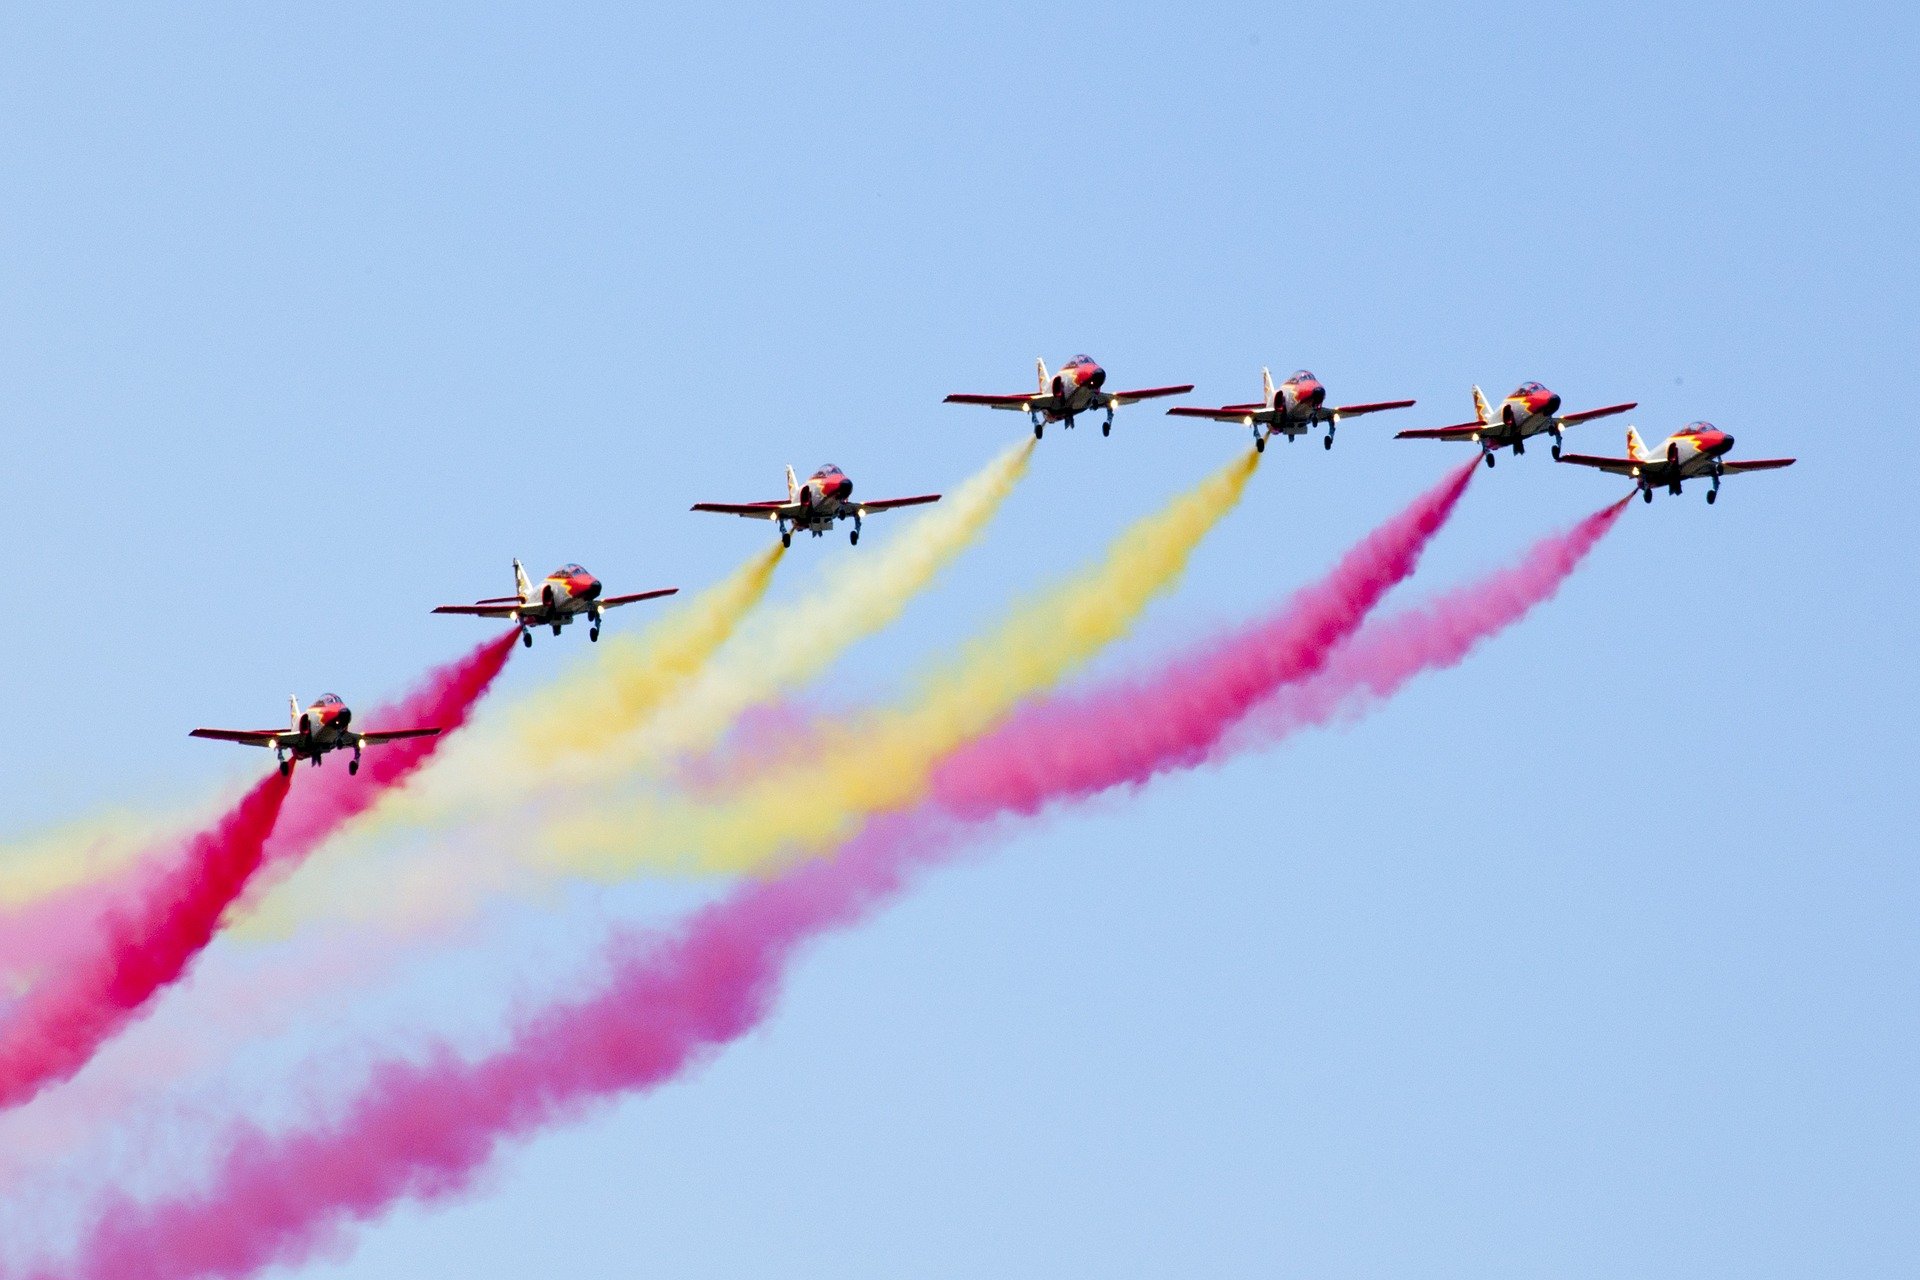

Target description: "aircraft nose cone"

left=1541, top=392, right=1562, bottom=417
left=335, top=706, right=352, bottom=731
left=1089, top=366, right=1107, bottom=389
left=1306, top=384, right=1325, bottom=407
left=581, top=578, right=602, bottom=600
left=1715, top=432, right=1735, bottom=455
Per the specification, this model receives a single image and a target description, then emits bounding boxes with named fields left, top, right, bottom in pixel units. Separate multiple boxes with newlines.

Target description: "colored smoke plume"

left=1221, top=495, right=1630, bottom=751
left=550, top=449, right=1261, bottom=874
left=931, top=461, right=1477, bottom=819
left=0, top=770, right=290, bottom=1113
left=17, top=498, right=1625, bottom=1277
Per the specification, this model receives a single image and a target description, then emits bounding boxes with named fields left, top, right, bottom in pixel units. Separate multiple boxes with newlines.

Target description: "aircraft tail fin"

left=289, top=694, right=301, bottom=730
left=1626, top=426, right=1649, bottom=461
left=1261, top=366, right=1276, bottom=405
left=1036, top=357, right=1050, bottom=394
left=513, top=557, right=533, bottom=601
left=1472, top=385, right=1493, bottom=425
left=785, top=465, right=800, bottom=503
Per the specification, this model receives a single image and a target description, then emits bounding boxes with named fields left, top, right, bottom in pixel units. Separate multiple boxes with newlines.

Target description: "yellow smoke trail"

left=513, top=543, right=787, bottom=763
left=582, top=438, right=1036, bottom=778
left=551, top=447, right=1261, bottom=876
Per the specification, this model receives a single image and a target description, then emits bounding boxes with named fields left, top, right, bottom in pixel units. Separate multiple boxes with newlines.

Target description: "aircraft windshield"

left=817, top=464, right=843, bottom=476
left=1685, top=421, right=1714, bottom=432
left=1068, top=354, right=1094, bottom=365
left=558, top=563, right=586, bottom=575
left=316, top=693, right=342, bottom=706
left=1290, top=369, right=1316, bottom=382
left=1518, top=382, right=1545, bottom=394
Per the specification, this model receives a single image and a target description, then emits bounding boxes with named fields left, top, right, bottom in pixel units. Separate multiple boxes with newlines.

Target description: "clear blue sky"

left=0, top=2, right=1914, bottom=1276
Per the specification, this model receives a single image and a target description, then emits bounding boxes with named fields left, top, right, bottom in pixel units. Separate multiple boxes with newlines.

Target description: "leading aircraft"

left=434, top=560, right=678, bottom=647
left=191, top=694, right=441, bottom=776
left=1396, top=382, right=1637, bottom=466
left=1166, top=367, right=1415, bottom=451
left=943, top=355, right=1194, bottom=438
left=1557, top=423, right=1796, bottom=504
left=692, top=464, right=941, bottom=546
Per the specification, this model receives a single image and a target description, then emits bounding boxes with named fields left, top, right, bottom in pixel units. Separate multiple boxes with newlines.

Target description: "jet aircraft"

left=1397, top=382, right=1637, bottom=465
left=434, top=560, right=678, bottom=647
left=191, top=694, right=440, bottom=776
left=944, top=355, right=1194, bottom=438
left=1166, top=367, right=1415, bottom=451
left=1557, top=424, right=1795, bottom=504
left=692, top=464, right=941, bottom=546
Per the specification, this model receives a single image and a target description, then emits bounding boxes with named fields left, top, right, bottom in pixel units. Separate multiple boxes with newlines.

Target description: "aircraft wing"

left=1100, top=384, right=1195, bottom=408
left=189, top=728, right=287, bottom=747
left=1165, top=404, right=1272, bottom=423
left=431, top=603, right=524, bottom=618
left=855, top=493, right=942, bottom=513
left=600, top=587, right=681, bottom=608
left=943, top=393, right=1046, bottom=412
left=1332, top=398, right=1417, bottom=418
left=358, top=728, right=442, bottom=744
left=1559, top=401, right=1638, bottom=425
left=1554, top=453, right=1641, bottom=475
left=690, top=501, right=801, bottom=520
left=1395, top=420, right=1484, bottom=441
left=1719, top=457, right=1797, bottom=474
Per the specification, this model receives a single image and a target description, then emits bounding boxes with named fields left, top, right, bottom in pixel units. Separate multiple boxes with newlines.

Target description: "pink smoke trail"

left=0, top=634, right=519, bottom=986
left=3, top=477, right=1518, bottom=1277
left=930, top=461, right=1478, bottom=820
left=1220, top=495, right=1632, bottom=751
left=14, top=811, right=956, bottom=1280
left=0, top=771, right=291, bottom=1113
left=11, top=501, right=1627, bottom=1277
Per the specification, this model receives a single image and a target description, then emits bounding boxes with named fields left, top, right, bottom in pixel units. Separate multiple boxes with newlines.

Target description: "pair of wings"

left=943, top=384, right=1194, bottom=412
left=1166, top=398, right=1415, bottom=425
left=431, top=587, right=679, bottom=619
left=1556, top=454, right=1798, bottom=477
left=189, top=727, right=441, bottom=747
left=1396, top=402, right=1637, bottom=441
left=691, top=494, right=941, bottom=520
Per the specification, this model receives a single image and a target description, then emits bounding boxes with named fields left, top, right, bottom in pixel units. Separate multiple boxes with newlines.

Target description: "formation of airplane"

left=1396, top=382, right=1638, bottom=465
left=192, top=694, right=441, bottom=777
left=434, top=560, right=679, bottom=647
left=944, top=355, right=1194, bottom=438
left=1167, top=367, right=1415, bottom=451
left=1558, top=423, right=1796, bottom=504
left=692, top=464, right=942, bottom=546
left=187, top=355, right=1795, bottom=775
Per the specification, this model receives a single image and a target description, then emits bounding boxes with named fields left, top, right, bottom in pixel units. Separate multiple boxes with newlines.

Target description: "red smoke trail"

left=930, top=461, right=1477, bottom=820
left=1219, top=496, right=1631, bottom=752
left=12, top=504, right=1625, bottom=1277
left=0, top=771, right=291, bottom=1113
